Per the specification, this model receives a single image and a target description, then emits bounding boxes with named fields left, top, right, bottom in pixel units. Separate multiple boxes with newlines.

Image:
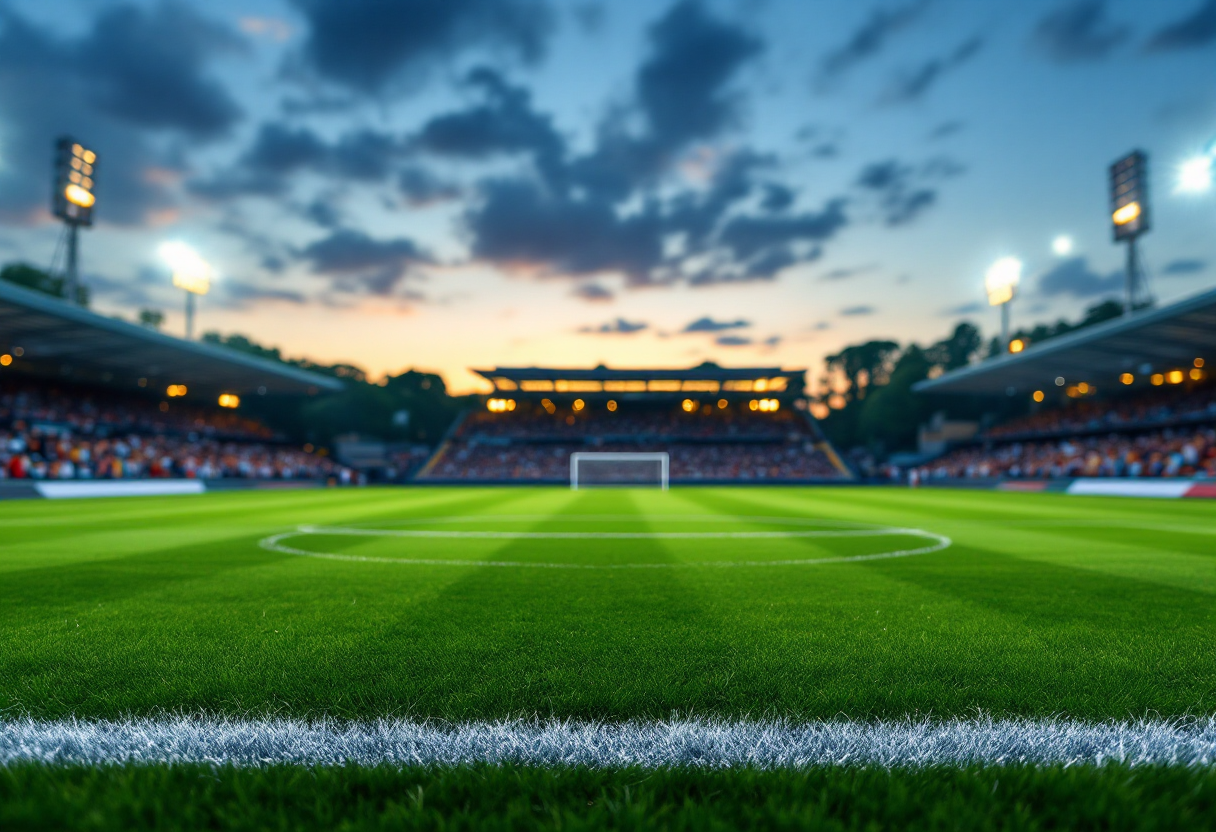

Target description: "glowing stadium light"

left=166, top=384, right=188, bottom=397
left=717, top=398, right=728, bottom=409
left=681, top=398, right=696, bottom=412
left=0, top=354, right=11, bottom=367
left=52, top=137, right=99, bottom=306
left=218, top=394, right=240, bottom=409
left=572, top=399, right=585, bottom=412
left=1009, top=339, right=1025, bottom=354
left=1112, top=202, right=1141, bottom=226
left=1177, top=155, right=1213, bottom=193
left=1032, top=390, right=1044, bottom=402
left=1196, top=358, right=1206, bottom=368
left=606, top=400, right=618, bottom=412
left=1051, top=236, right=1074, bottom=256
left=1190, top=368, right=1204, bottom=381
left=1151, top=373, right=1164, bottom=386
left=1120, top=373, right=1134, bottom=385
left=985, top=258, right=1021, bottom=307
left=486, top=398, right=516, bottom=412
left=160, top=241, right=213, bottom=340
left=1167, top=370, right=1184, bottom=384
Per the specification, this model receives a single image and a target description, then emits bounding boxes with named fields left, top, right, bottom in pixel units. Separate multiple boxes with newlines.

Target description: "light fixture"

left=1177, top=155, right=1213, bottom=193
left=1051, top=236, right=1073, bottom=256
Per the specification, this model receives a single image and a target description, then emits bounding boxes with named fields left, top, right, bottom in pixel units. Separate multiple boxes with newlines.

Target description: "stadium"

left=3, top=3, right=1216, bottom=830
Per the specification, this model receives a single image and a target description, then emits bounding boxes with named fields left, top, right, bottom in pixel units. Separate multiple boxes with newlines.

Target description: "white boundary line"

left=257, top=515, right=952, bottom=568
left=4, top=717, right=1214, bottom=767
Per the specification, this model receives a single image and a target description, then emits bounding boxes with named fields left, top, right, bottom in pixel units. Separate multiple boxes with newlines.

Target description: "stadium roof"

left=914, top=284, right=1216, bottom=396
left=0, top=279, right=343, bottom=395
left=473, top=365, right=806, bottom=397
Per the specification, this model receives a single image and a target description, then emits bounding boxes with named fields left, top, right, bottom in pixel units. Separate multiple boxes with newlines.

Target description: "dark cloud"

left=578, top=317, right=648, bottom=334
left=464, top=178, right=665, bottom=284
left=398, top=166, right=462, bottom=206
left=818, top=0, right=930, bottom=83
left=217, top=281, right=308, bottom=310
left=1036, top=256, right=1122, bottom=298
left=0, top=4, right=242, bottom=224
left=571, top=283, right=615, bottom=303
left=855, top=160, right=937, bottom=226
left=302, top=198, right=342, bottom=228
left=883, top=37, right=982, bottom=104
left=715, top=201, right=847, bottom=266
left=412, top=67, right=565, bottom=181
left=192, top=124, right=407, bottom=198
left=820, top=265, right=876, bottom=281
left=1032, top=0, right=1128, bottom=63
left=78, top=3, right=245, bottom=138
left=1146, top=0, right=1216, bottom=52
left=634, top=1, right=763, bottom=155
left=840, top=305, right=876, bottom=316
left=683, top=316, right=751, bottom=333
left=1161, top=257, right=1208, bottom=275
left=299, top=228, right=432, bottom=295
left=288, top=0, right=554, bottom=94
left=761, top=184, right=796, bottom=212
left=715, top=334, right=752, bottom=346
left=762, top=335, right=782, bottom=348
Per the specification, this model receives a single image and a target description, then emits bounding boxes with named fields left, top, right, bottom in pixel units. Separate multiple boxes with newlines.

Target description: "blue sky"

left=0, top=0, right=1213, bottom=392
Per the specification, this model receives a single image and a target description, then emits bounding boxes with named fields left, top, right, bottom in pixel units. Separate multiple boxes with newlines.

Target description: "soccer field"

left=3, top=486, right=1215, bottom=829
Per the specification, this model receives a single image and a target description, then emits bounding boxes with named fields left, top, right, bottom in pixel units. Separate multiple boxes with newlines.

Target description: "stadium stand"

left=417, top=366, right=851, bottom=484
left=0, top=280, right=350, bottom=485
left=913, top=286, right=1216, bottom=482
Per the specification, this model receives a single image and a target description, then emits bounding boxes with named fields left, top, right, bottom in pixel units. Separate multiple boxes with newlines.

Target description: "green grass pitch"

left=2, top=485, right=1215, bottom=829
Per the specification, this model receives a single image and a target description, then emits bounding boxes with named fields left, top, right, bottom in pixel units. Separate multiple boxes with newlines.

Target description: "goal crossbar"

left=570, top=452, right=669, bottom=490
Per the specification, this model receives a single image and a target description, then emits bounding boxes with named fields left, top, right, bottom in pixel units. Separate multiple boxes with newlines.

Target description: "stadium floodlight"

left=1051, top=235, right=1073, bottom=256
left=1109, top=150, right=1151, bottom=315
left=159, top=241, right=212, bottom=340
left=985, top=257, right=1021, bottom=351
left=1177, top=156, right=1212, bottom=193
left=570, top=452, right=669, bottom=490
left=52, top=137, right=98, bottom=306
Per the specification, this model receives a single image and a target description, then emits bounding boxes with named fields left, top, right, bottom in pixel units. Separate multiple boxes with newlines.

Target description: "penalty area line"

left=3, top=717, right=1214, bottom=768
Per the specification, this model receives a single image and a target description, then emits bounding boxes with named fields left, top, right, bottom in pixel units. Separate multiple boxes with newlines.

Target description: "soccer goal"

left=570, top=452, right=669, bottom=490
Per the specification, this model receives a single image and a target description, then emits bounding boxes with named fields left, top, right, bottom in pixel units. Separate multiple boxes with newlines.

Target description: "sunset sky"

left=0, top=0, right=1213, bottom=393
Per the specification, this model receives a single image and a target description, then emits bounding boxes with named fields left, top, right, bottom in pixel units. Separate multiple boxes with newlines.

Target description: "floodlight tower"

left=159, top=242, right=212, bottom=340
left=52, top=137, right=98, bottom=306
left=1109, top=150, right=1151, bottom=316
left=985, top=257, right=1022, bottom=353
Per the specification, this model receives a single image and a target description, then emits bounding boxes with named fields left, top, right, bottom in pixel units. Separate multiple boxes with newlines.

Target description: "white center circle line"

left=258, top=516, right=952, bottom=569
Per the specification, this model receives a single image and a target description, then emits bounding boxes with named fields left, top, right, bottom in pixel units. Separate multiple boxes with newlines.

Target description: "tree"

left=824, top=340, right=900, bottom=402
left=0, top=262, right=88, bottom=306
left=138, top=309, right=164, bottom=330
left=927, top=322, right=982, bottom=370
left=857, top=345, right=932, bottom=453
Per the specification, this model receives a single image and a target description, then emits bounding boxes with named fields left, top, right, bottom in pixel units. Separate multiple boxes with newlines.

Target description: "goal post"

left=570, top=452, right=669, bottom=490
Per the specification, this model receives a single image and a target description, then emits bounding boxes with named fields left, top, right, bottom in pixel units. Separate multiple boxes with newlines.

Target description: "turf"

left=1, top=486, right=1213, bottom=722
left=3, top=762, right=1216, bottom=831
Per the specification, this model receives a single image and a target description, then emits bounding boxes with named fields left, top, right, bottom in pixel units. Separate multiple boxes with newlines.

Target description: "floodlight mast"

left=159, top=241, right=212, bottom=340
left=52, top=137, right=98, bottom=306
left=1109, top=150, right=1151, bottom=316
left=985, top=257, right=1021, bottom=352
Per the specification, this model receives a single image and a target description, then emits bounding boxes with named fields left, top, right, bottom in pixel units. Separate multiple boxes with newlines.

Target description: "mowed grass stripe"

left=0, top=487, right=1213, bottom=721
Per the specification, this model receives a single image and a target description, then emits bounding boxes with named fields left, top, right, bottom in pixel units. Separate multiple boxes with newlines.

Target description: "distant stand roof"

left=914, top=285, right=1216, bottom=396
left=474, top=365, right=804, bottom=382
left=0, top=279, right=342, bottom=395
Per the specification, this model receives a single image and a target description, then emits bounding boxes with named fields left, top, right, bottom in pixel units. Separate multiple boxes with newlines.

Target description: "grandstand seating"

left=418, top=402, right=845, bottom=483
left=0, top=377, right=349, bottom=482
left=917, top=380, right=1216, bottom=480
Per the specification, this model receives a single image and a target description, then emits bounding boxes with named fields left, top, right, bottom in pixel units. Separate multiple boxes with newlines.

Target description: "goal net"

left=570, top=452, right=669, bottom=490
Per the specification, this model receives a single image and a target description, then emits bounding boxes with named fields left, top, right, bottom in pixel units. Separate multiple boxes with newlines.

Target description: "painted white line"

left=4, top=717, right=1213, bottom=768
left=257, top=516, right=952, bottom=568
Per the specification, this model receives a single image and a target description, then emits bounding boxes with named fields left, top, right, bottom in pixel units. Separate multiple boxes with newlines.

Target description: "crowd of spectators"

left=1, top=380, right=349, bottom=482
left=985, top=382, right=1216, bottom=439
left=423, top=403, right=841, bottom=482
left=918, top=427, right=1216, bottom=480
left=421, top=441, right=841, bottom=482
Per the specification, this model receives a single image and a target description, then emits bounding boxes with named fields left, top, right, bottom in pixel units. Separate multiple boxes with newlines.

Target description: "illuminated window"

left=555, top=380, right=603, bottom=392
left=1167, top=370, right=1184, bottom=384
left=606, top=400, right=618, bottom=412
left=717, top=399, right=728, bottom=409
left=681, top=380, right=720, bottom=392
left=723, top=380, right=754, bottom=392
left=1151, top=374, right=1164, bottom=386
left=572, top=399, right=585, bottom=412
left=1120, top=373, right=1134, bottom=385
left=647, top=380, right=682, bottom=392
left=486, top=398, right=517, bottom=412
left=1032, top=390, right=1045, bottom=402
left=492, top=377, right=518, bottom=391
left=520, top=380, right=554, bottom=392
left=604, top=380, right=647, bottom=392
